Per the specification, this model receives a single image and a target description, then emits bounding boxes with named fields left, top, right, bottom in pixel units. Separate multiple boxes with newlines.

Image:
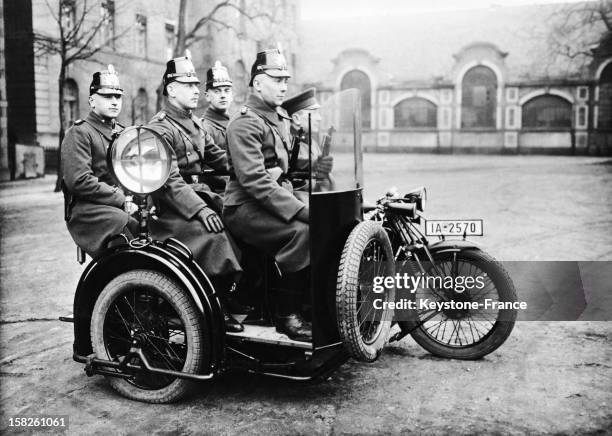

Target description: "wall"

left=0, top=0, right=9, bottom=180
left=4, top=0, right=36, bottom=179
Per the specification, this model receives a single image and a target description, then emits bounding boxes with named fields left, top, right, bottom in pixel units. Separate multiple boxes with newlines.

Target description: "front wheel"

left=90, top=269, right=209, bottom=403
left=408, top=249, right=517, bottom=360
left=336, top=221, right=395, bottom=362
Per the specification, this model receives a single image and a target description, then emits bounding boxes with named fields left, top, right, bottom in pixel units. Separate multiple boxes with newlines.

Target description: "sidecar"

left=65, top=89, right=396, bottom=403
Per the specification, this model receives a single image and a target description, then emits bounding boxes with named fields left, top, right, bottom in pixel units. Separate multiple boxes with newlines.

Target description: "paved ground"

left=1, top=154, right=611, bottom=435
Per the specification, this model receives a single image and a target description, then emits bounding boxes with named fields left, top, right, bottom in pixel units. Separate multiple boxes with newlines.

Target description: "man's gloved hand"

left=197, top=207, right=224, bottom=233
left=280, top=178, right=294, bottom=192
left=314, top=155, right=333, bottom=178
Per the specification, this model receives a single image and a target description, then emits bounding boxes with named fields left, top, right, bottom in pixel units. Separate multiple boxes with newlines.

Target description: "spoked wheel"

left=409, top=249, right=517, bottom=360
left=337, top=221, right=395, bottom=362
left=90, top=269, right=209, bottom=403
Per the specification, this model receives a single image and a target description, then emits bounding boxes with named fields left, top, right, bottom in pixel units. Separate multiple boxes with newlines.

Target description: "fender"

left=72, top=239, right=225, bottom=372
left=426, top=238, right=481, bottom=254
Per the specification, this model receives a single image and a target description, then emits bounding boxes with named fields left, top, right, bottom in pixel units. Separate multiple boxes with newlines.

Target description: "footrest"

left=227, top=324, right=312, bottom=349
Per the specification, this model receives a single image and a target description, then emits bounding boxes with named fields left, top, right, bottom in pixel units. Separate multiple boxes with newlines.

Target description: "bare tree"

left=173, top=0, right=277, bottom=57
left=154, top=0, right=283, bottom=110
left=33, top=0, right=131, bottom=192
left=546, top=0, right=612, bottom=73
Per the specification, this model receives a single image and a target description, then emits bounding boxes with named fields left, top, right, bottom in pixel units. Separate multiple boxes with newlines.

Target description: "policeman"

left=200, top=60, right=233, bottom=193
left=281, top=87, right=334, bottom=192
left=62, top=65, right=136, bottom=258
left=149, top=54, right=229, bottom=204
left=202, top=60, right=233, bottom=149
left=148, top=54, right=245, bottom=332
left=224, top=47, right=312, bottom=342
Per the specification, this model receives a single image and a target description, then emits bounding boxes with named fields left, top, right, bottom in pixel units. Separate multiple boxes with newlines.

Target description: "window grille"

left=461, top=66, right=497, bottom=128
left=522, top=95, right=572, bottom=128
left=598, top=64, right=612, bottom=129
left=393, top=98, right=437, bottom=128
left=341, top=70, right=372, bottom=129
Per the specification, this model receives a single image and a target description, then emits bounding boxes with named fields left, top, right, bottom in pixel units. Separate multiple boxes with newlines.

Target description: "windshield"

left=303, top=88, right=363, bottom=194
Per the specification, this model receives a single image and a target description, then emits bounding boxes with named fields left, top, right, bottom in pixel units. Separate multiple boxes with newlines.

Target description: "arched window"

left=522, top=95, right=572, bottom=128
left=63, top=79, right=79, bottom=130
left=598, top=62, right=612, bottom=129
left=461, top=66, right=496, bottom=128
left=341, top=70, right=371, bottom=129
left=132, top=88, right=149, bottom=125
left=394, top=98, right=437, bottom=128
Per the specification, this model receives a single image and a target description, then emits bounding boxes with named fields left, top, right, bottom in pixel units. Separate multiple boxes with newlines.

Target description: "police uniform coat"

left=202, top=106, right=229, bottom=150
left=224, top=94, right=309, bottom=273
left=147, top=104, right=241, bottom=278
left=150, top=102, right=228, bottom=208
left=61, top=111, right=134, bottom=257
left=201, top=106, right=231, bottom=192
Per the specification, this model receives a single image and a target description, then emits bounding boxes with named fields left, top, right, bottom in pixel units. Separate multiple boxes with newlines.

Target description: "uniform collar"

left=162, top=101, right=201, bottom=133
left=246, top=94, right=287, bottom=127
left=203, top=106, right=229, bottom=127
left=86, top=111, right=118, bottom=140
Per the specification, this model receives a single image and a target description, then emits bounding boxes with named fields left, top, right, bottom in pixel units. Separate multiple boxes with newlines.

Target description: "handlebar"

left=386, top=202, right=417, bottom=218
left=372, top=193, right=423, bottom=219
left=375, top=186, right=426, bottom=214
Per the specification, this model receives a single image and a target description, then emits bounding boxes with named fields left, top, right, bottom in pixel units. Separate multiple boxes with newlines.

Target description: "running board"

left=227, top=324, right=312, bottom=350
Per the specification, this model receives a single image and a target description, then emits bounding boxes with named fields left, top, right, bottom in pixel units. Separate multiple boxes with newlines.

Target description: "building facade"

left=1, top=0, right=299, bottom=179
left=301, top=4, right=612, bottom=155
left=3, top=2, right=611, bottom=181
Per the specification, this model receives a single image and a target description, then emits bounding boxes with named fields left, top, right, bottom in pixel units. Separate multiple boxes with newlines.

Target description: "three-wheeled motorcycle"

left=62, top=89, right=517, bottom=403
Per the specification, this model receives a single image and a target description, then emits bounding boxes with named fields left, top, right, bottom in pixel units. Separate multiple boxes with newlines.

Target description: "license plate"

left=425, top=219, right=483, bottom=236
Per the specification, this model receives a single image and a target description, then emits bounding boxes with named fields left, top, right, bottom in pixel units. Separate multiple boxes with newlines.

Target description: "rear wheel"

left=409, top=249, right=517, bottom=360
left=90, top=269, right=209, bottom=403
left=336, top=221, right=395, bottom=362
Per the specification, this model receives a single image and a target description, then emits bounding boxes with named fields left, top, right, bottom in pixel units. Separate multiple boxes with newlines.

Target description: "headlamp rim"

left=107, top=125, right=174, bottom=195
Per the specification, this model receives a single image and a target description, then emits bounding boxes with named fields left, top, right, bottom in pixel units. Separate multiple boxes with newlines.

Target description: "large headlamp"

left=108, top=126, right=173, bottom=194
left=405, top=186, right=427, bottom=212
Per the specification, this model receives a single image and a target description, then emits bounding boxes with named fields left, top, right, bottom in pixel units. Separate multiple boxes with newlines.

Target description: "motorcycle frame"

left=373, top=204, right=482, bottom=341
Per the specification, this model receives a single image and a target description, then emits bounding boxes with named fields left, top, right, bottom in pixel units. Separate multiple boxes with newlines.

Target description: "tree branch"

left=44, top=0, right=60, bottom=25
left=598, top=0, right=612, bottom=30
left=182, top=0, right=276, bottom=49
left=67, top=22, right=132, bottom=63
left=183, top=0, right=231, bottom=42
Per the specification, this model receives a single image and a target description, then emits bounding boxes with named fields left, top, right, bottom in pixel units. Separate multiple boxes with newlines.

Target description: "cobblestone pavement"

left=1, top=154, right=611, bottom=435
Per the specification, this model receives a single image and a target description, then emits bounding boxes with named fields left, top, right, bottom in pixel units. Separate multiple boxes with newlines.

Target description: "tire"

left=336, top=221, right=395, bottom=362
left=409, top=249, right=517, bottom=360
left=90, top=269, right=209, bottom=403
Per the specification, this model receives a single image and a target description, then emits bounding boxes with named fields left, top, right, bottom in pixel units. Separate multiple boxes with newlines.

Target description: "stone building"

left=3, top=2, right=610, bottom=181
left=1, top=0, right=299, bottom=179
left=0, top=1, right=8, bottom=180
left=300, top=3, right=612, bottom=155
